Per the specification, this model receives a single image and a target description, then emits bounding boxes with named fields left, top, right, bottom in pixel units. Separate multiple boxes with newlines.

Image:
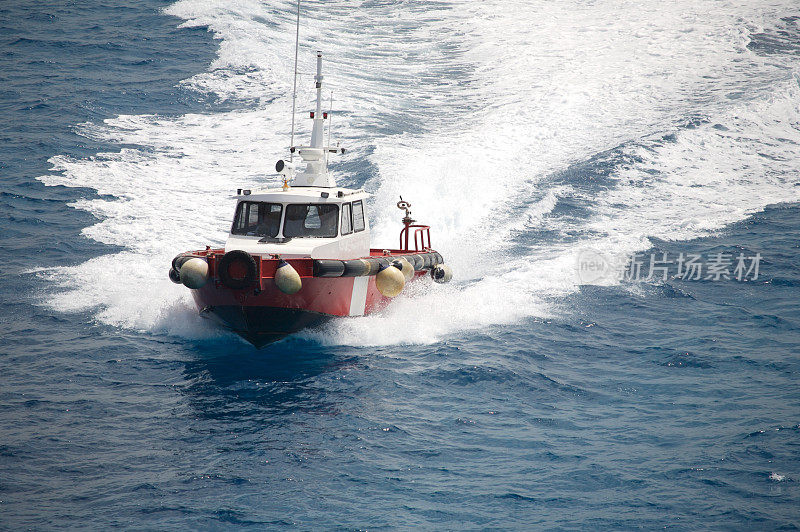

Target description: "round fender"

left=393, top=257, right=414, bottom=281
left=313, top=259, right=345, bottom=278
left=376, top=263, right=405, bottom=297
left=168, top=268, right=181, bottom=284
left=275, top=260, right=302, bottom=294
left=431, top=263, right=453, bottom=284
left=217, top=250, right=258, bottom=290
left=180, top=258, right=209, bottom=289
left=342, top=259, right=370, bottom=277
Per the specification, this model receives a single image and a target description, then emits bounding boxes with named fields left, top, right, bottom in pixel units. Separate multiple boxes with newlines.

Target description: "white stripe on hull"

left=348, top=276, right=369, bottom=316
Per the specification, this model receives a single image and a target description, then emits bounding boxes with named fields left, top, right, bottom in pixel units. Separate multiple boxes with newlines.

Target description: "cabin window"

left=341, top=202, right=352, bottom=235
left=231, top=201, right=282, bottom=237
left=352, top=200, right=365, bottom=232
left=283, top=204, right=339, bottom=238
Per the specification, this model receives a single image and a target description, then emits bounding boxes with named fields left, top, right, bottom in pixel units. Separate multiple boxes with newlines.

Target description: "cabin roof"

left=233, top=186, right=369, bottom=203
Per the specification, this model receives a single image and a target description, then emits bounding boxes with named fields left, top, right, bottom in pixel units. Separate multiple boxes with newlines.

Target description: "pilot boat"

left=169, top=52, right=452, bottom=347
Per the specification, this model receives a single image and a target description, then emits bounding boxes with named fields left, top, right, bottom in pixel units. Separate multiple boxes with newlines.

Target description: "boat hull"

left=201, top=305, right=334, bottom=347
left=183, top=248, right=437, bottom=347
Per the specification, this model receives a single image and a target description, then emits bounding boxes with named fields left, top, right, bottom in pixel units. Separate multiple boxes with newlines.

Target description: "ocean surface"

left=2, top=0, right=799, bottom=528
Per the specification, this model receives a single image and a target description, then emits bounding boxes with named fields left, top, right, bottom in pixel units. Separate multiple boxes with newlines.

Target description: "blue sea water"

left=1, top=0, right=800, bottom=529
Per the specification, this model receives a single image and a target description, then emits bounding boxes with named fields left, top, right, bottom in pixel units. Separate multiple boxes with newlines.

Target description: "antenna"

left=288, top=0, right=300, bottom=163
left=325, top=90, right=333, bottom=171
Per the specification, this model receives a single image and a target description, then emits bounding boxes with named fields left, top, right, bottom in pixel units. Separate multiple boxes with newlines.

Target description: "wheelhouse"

left=224, top=187, right=371, bottom=259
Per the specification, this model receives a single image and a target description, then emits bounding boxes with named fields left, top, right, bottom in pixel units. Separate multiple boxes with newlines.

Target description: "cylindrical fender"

left=172, top=253, right=193, bottom=272
left=341, top=259, right=370, bottom=277
left=168, top=268, right=181, bottom=284
left=362, top=258, right=377, bottom=276
left=362, top=258, right=383, bottom=276
left=313, top=259, right=345, bottom=278
left=217, top=250, right=258, bottom=290
left=360, top=258, right=376, bottom=276
left=372, top=257, right=391, bottom=270
left=407, top=254, right=423, bottom=271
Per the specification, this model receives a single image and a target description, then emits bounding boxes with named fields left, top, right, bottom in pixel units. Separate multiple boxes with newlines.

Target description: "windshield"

left=231, top=201, right=282, bottom=237
left=352, top=200, right=365, bottom=232
left=283, top=204, right=339, bottom=238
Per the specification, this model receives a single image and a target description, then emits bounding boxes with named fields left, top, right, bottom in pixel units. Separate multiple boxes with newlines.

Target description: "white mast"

left=286, top=51, right=341, bottom=188
left=275, top=39, right=345, bottom=186
left=309, top=51, right=325, bottom=149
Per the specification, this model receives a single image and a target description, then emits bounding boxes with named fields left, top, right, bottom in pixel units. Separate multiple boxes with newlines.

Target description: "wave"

left=35, top=0, right=800, bottom=345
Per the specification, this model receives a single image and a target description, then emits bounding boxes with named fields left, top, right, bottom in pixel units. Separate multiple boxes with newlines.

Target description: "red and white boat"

left=169, top=52, right=451, bottom=347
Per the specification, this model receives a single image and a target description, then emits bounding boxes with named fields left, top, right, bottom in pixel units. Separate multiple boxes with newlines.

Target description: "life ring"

left=217, top=250, right=258, bottom=290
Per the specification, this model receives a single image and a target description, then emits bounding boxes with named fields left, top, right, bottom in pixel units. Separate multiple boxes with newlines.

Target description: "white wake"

left=36, top=0, right=800, bottom=345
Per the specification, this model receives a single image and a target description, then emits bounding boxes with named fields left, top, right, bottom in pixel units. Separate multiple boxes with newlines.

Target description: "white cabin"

left=225, top=52, right=371, bottom=260
left=224, top=187, right=371, bottom=259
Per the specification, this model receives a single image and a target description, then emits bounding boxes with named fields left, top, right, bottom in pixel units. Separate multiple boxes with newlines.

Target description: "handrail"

left=399, top=224, right=431, bottom=251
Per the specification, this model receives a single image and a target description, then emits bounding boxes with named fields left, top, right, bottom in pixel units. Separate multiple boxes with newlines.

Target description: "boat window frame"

left=230, top=201, right=284, bottom=238
left=352, top=200, right=365, bottom=233
left=283, top=203, right=340, bottom=239
left=341, top=202, right=353, bottom=236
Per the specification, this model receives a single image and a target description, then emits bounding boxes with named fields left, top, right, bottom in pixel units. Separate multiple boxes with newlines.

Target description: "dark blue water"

left=2, top=1, right=799, bottom=529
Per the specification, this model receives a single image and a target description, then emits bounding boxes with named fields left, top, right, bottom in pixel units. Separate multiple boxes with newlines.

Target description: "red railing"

left=399, top=223, right=431, bottom=251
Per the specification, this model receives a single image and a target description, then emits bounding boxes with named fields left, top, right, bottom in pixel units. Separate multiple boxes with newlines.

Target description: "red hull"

left=185, top=248, right=433, bottom=346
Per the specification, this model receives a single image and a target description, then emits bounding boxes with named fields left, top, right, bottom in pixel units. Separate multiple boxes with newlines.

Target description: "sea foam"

left=36, top=0, right=800, bottom=345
